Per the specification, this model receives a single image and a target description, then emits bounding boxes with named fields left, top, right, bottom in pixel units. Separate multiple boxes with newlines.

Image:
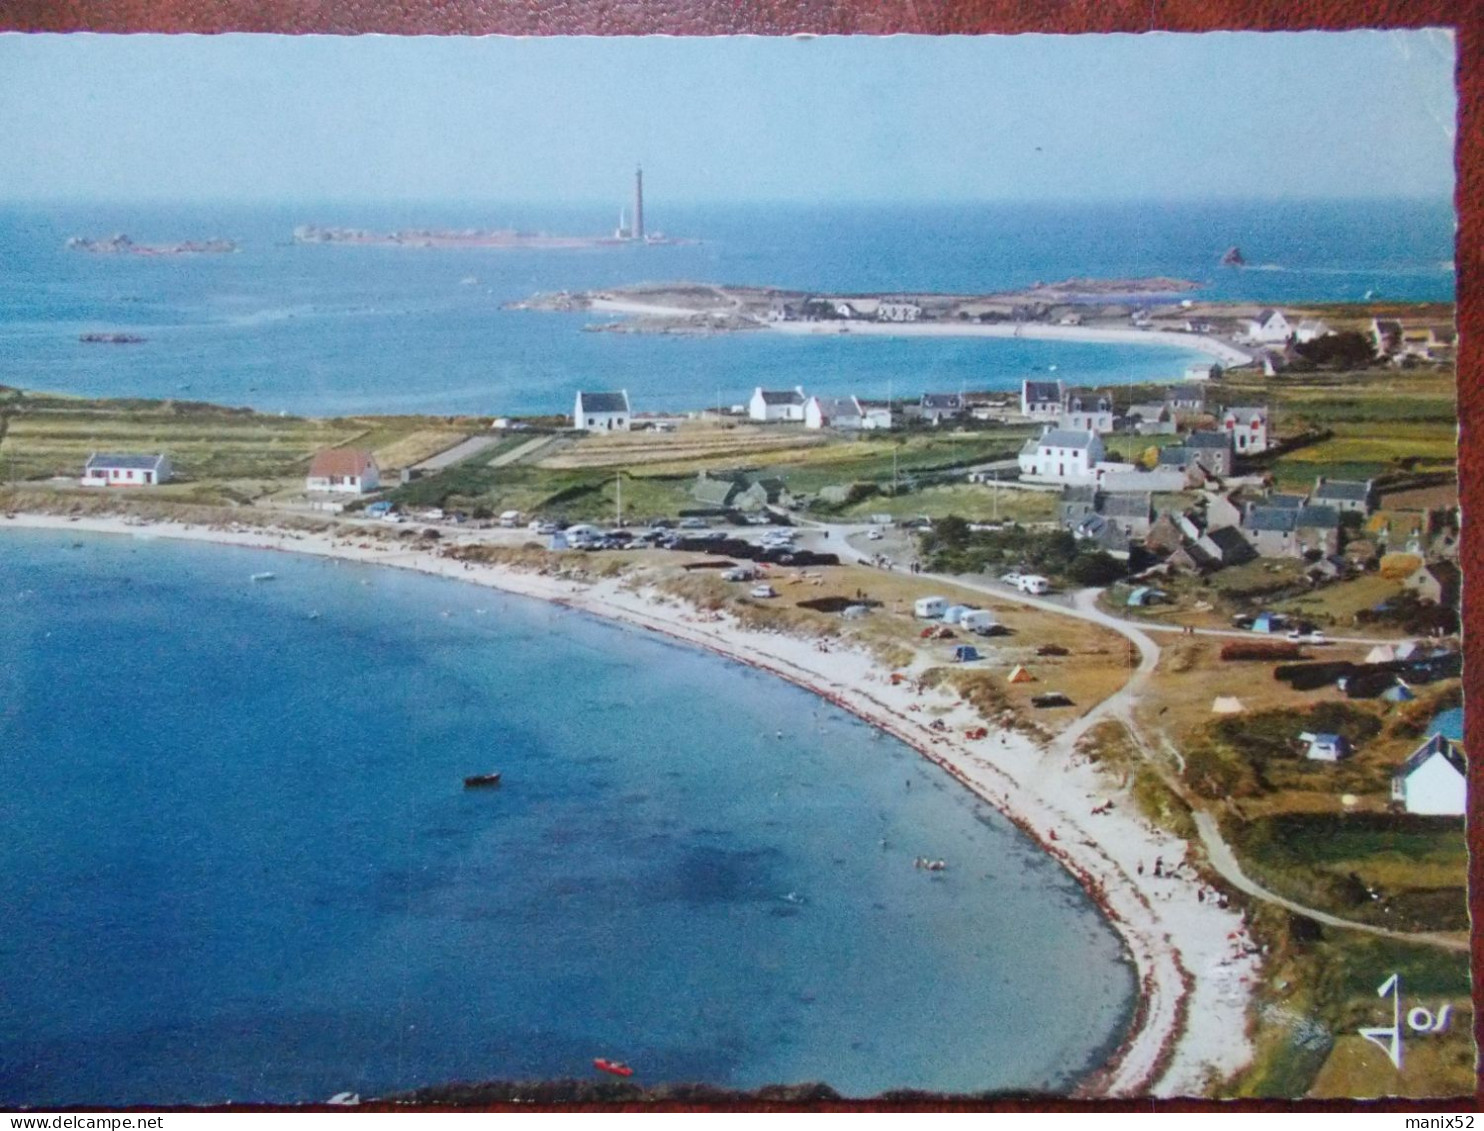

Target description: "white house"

left=1236, top=309, right=1293, bottom=345
left=857, top=402, right=896, bottom=431
left=81, top=452, right=172, bottom=487
left=573, top=390, right=632, bottom=432
left=1059, top=389, right=1115, bottom=434
left=306, top=448, right=380, bottom=494
left=1018, top=428, right=1105, bottom=484
left=1221, top=406, right=1270, bottom=454
left=876, top=299, right=922, bottom=322
left=1299, top=732, right=1352, bottom=762
left=748, top=387, right=807, bottom=423
left=918, top=393, right=965, bottom=425
left=804, top=395, right=865, bottom=430
left=1391, top=734, right=1467, bottom=816
left=1021, top=380, right=1064, bottom=420
left=1294, top=319, right=1332, bottom=343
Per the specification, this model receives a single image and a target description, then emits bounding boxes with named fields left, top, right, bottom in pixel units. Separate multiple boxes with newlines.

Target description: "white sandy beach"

left=586, top=295, right=1254, bottom=366
left=2, top=510, right=1260, bottom=1098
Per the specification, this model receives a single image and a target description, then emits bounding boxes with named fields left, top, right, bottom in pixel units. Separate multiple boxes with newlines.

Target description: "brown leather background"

left=0, top=0, right=1476, bottom=1109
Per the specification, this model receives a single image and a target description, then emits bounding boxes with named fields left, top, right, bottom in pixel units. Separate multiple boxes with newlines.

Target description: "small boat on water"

left=463, top=772, right=502, bottom=788
left=250, top=571, right=276, bottom=582
left=593, top=1058, right=633, bottom=1078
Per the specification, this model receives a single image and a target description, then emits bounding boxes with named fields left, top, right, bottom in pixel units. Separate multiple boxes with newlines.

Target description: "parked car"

left=679, top=517, right=709, bottom=529
left=722, top=567, right=757, bottom=582
left=867, top=528, right=883, bottom=540
left=1017, top=575, right=1051, bottom=596
left=999, top=571, right=1025, bottom=586
left=750, top=584, right=778, bottom=599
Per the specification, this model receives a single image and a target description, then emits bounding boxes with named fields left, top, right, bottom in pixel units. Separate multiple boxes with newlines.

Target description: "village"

left=0, top=296, right=1468, bottom=1098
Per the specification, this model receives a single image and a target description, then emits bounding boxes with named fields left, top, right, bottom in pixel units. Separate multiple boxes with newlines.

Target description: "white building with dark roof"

left=1221, top=406, right=1270, bottom=454
left=1310, top=477, right=1373, bottom=514
left=1018, top=428, right=1105, bottom=484
left=748, top=386, right=807, bottom=422
left=804, top=395, right=865, bottom=430
left=1391, top=735, right=1466, bottom=816
left=1021, top=379, right=1064, bottom=420
left=574, top=390, right=632, bottom=432
left=918, top=393, right=965, bottom=425
left=82, top=452, right=172, bottom=487
left=1059, top=389, right=1115, bottom=434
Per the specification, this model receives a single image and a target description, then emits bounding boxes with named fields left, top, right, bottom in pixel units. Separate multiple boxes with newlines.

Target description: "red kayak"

left=593, top=1058, right=634, bottom=1078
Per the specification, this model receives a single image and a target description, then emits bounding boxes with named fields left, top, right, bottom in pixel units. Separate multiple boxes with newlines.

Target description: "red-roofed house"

left=307, top=449, right=380, bottom=494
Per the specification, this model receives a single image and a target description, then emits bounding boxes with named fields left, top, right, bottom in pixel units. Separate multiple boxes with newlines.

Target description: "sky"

left=0, top=31, right=1457, bottom=203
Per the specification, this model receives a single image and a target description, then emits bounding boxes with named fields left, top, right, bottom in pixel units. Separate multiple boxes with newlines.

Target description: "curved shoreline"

left=0, top=511, right=1260, bottom=1098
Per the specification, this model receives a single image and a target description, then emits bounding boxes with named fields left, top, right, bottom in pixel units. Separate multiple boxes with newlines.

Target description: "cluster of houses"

left=1369, top=318, right=1457, bottom=365
left=1058, top=473, right=1390, bottom=571
left=766, top=296, right=924, bottom=323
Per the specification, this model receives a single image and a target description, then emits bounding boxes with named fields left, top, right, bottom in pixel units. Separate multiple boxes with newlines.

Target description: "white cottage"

left=748, top=387, right=807, bottom=422
left=804, top=395, right=865, bottom=430
left=1020, top=380, right=1065, bottom=420
left=1237, top=309, right=1293, bottom=345
left=1018, top=428, right=1105, bottom=484
left=81, top=452, right=172, bottom=487
left=1391, top=734, right=1467, bottom=816
left=306, top=448, right=380, bottom=494
left=573, top=390, right=632, bottom=432
left=1059, top=389, right=1115, bottom=434
left=1221, top=406, right=1270, bottom=454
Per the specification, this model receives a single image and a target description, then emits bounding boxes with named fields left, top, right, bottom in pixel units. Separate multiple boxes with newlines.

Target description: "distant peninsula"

left=66, top=234, right=237, bottom=256
left=293, top=225, right=696, bottom=250
left=510, top=279, right=1252, bottom=364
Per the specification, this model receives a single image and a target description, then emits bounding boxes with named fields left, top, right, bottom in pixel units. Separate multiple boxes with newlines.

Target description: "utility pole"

left=616, top=471, right=623, bottom=527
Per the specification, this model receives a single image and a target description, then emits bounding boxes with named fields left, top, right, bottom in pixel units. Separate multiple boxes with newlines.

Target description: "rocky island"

left=66, top=234, right=237, bottom=256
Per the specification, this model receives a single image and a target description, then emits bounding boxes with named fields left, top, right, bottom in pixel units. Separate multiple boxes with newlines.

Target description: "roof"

left=1127, top=403, right=1170, bottom=418
left=308, top=449, right=377, bottom=478
left=1247, top=507, right=1299, bottom=533
left=920, top=393, right=963, bottom=409
left=1164, top=385, right=1206, bottom=402
left=1295, top=505, right=1340, bottom=530
left=1185, top=431, right=1233, bottom=450
left=1312, top=479, right=1371, bottom=503
left=1064, top=389, right=1111, bottom=410
left=1022, top=380, right=1063, bottom=404
left=1396, top=734, right=1466, bottom=781
left=1157, top=446, right=1189, bottom=466
left=1102, top=493, right=1152, bottom=519
left=810, top=395, right=862, bottom=420
left=1309, top=733, right=1346, bottom=747
left=576, top=390, right=630, bottom=414
left=1061, top=484, right=1099, bottom=504
left=1223, top=407, right=1269, bottom=425
left=1203, top=525, right=1254, bottom=557
left=757, top=388, right=805, bottom=406
left=1374, top=318, right=1403, bottom=333
left=1036, top=429, right=1097, bottom=450
left=85, top=452, right=166, bottom=471
left=1268, top=493, right=1307, bottom=509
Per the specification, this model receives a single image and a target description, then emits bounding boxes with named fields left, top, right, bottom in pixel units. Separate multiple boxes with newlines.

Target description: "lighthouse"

left=633, top=166, right=645, bottom=242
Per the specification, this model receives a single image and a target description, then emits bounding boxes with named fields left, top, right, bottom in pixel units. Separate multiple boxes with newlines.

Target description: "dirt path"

left=827, top=522, right=1468, bottom=954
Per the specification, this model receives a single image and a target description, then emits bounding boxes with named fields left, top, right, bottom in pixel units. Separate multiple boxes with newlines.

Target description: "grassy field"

left=1228, top=909, right=1475, bottom=1098
left=1225, top=812, right=1469, bottom=932
left=830, top=482, right=1057, bottom=524
left=0, top=389, right=477, bottom=489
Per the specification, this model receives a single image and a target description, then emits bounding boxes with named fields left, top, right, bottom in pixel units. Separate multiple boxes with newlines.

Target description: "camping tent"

left=1382, top=683, right=1416, bottom=702
left=1008, top=665, right=1036, bottom=683
left=1365, top=644, right=1397, bottom=664
left=1211, top=696, right=1246, bottom=714
left=953, top=645, right=982, bottom=663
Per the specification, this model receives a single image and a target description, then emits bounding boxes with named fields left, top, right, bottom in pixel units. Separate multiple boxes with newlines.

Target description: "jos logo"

left=1358, top=973, right=1453, bottom=1070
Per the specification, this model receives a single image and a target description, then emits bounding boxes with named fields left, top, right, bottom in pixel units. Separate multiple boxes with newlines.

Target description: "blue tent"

left=1382, top=683, right=1416, bottom=702
left=1251, top=612, right=1283, bottom=633
left=953, top=645, right=982, bottom=663
left=1429, top=706, right=1463, bottom=739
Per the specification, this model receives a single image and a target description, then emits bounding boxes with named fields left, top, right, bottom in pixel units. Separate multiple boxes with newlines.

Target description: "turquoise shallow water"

left=0, top=530, right=1135, bottom=1105
left=0, top=199, right=1453, bottom=416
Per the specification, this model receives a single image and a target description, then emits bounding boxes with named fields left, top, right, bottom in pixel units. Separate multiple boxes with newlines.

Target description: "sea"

left=0, top=530, right=1135, bottom=1104
left=0, top=198, right=1456, bottom=416
left=0, top=198, right=1457, bottom=1104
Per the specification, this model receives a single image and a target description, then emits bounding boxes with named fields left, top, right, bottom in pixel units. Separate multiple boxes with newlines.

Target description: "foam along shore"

left=585, top=294, right=1254, bottom=367
left=1, top=511, right=1260, bottom=1098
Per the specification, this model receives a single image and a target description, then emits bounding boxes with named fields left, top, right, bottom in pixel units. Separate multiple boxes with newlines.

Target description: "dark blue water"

left=0, top=529, right=1136, bottom=1105
left=0, top=199, right=1453, bottom=416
